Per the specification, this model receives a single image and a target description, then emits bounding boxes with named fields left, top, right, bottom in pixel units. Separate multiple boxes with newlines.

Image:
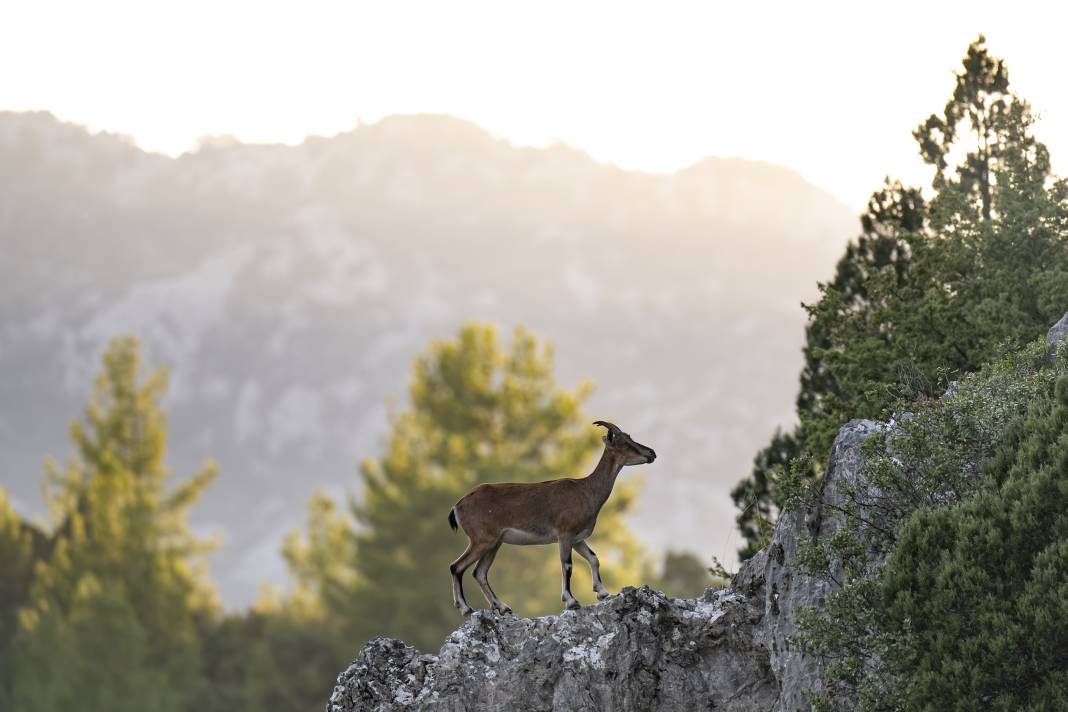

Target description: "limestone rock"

left=328, top=586, right=777, bottom=712
left=759, top=419, right=882, bottom=710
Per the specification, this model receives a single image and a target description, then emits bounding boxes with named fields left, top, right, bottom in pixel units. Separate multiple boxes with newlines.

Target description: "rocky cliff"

left=326, top=419, right=882, bottom=711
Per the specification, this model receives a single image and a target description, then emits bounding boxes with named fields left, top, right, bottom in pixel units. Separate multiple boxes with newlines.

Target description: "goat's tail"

left=447, top=508, right=458, bottom=532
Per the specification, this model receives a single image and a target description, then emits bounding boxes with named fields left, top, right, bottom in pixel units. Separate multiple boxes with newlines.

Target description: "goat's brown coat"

left=448, top=421, right=655, bottom=615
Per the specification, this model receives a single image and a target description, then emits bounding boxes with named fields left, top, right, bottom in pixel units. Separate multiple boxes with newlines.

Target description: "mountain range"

left=0, top=110, right=857, bottom=606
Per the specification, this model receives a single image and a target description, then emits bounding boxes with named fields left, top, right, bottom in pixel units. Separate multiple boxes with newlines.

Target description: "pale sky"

left=3, top=0, right=1067, bottom=210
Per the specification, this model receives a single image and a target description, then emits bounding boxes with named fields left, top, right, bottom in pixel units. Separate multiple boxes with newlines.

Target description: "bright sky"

left=3, top=0, right=1067, bottom=210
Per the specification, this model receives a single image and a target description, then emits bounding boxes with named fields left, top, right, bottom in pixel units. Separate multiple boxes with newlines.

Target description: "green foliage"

left=186, top=494, right=361, bottom=712
left=9, top=337, right=218, bottom=712
left=17, top=575, right=167, bottom=712
left=731, top=427, right=799, bottom=558
left=190, top=602, right=346, bottom=712
left=283, top=323, right=645, bottom=653
left=0, top=490, right=44, bottom=709
left=873, top=374, right=1068, bottom=710
left=733, top=36, right=1068, bottom=557
left=784, top=341, right=1068, bottom=710
left=279, top=492, right=358, bottom=623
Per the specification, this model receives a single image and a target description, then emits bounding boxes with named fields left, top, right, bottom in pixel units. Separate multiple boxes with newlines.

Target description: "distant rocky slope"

left=0, top=110, right=856, bottom=604
left=327, top=419, right=881, bottom=711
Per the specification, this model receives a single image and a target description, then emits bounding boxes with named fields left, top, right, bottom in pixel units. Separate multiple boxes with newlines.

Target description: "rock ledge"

left=329, top=585, right=776, bottom=712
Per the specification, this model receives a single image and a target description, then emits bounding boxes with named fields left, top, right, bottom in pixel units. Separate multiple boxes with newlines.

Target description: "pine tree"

left=211, top=601, right=345, bottom=712
left=0, top=489, right=45, bottom=708
left=732, top=37, right=1068, bottom=556
left=203, top=493, right=357, bottom=712
left=11, top=336, right=218, bottom=712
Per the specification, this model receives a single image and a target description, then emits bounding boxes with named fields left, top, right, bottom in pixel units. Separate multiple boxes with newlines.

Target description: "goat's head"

left=593, top=421, right=656, bottom=465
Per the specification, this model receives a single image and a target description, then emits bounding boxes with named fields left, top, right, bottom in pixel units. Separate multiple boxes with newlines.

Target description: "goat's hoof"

left=459, top=605, right=475, bottom=616
left=596, top=591, right=611, bottom=601
left=564, top=600, right=581, bottom=611
left=496, top=605, right=513, bottom=616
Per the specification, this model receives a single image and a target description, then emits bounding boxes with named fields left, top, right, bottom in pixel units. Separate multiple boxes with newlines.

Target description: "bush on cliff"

left=788, top=340, right=1068, bottom=710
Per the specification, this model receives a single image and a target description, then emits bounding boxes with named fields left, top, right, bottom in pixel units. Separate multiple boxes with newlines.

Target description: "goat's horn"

left=592, top=420, right=621, bottom=434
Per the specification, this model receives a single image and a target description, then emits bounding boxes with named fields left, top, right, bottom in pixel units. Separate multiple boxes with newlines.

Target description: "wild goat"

left=447, top=420, right=656, bottom=615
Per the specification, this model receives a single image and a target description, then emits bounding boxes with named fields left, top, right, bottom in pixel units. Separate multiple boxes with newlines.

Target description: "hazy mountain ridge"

left=0, top=110, right=857, bottom=605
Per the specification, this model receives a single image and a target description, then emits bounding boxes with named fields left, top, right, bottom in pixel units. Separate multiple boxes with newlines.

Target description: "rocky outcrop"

left=759, top=419, right=882, bottom=709
left=329, top=587, right=777, bottom=712
left=327, top=420, right=883, bottom=711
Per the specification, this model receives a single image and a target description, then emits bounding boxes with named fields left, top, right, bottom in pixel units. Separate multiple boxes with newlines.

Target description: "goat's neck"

left=583, top=448, right=626, bottom=508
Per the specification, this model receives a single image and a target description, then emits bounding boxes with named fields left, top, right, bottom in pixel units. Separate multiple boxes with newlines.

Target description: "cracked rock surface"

left=760, top=419, right=882, bottom=710
left=328, top=586, right=776, bottom=712
left=327, top=419, right=883, bottom=711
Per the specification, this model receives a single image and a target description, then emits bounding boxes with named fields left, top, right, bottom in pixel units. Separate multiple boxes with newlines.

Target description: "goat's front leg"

left=573, top=540, right=610, bottom=600
left=559, top=539, right=581, bottom=610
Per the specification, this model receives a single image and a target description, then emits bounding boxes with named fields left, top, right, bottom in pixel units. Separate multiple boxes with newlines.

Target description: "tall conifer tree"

left=732, top=37, right=1068, bottom=556
left=11, top=337, right=218, bottom=712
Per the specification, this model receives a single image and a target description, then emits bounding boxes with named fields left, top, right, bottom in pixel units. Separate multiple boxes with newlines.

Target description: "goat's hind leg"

left=473, top=542, right=512, bottom=615
left=450, top=541, right=489, bottom=616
